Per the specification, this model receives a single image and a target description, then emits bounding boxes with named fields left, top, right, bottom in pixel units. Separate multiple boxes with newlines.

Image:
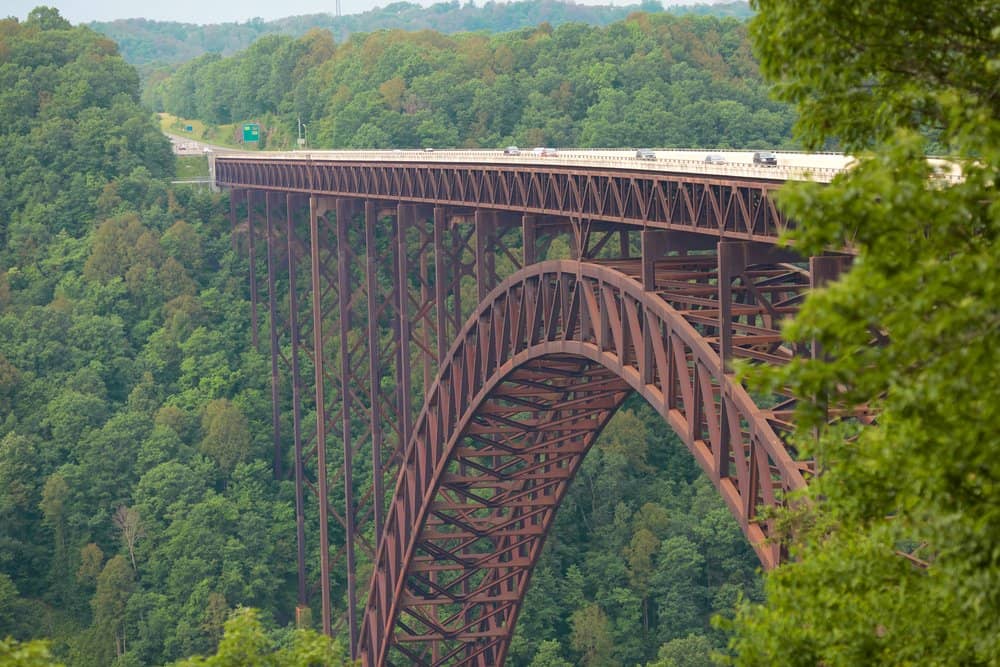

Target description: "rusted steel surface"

left=223, top=152, right=849, bottom=665
left=216, top=158, right=791, bottom=242
left=358, top=260, right=808, bottom=666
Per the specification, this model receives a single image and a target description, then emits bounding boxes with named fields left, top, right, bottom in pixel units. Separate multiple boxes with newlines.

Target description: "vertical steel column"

left=522, top=214, right=538, bottom=266
left=286, top=193, right=308, bottom=615
left=365, top=201, right=386, bottom=545
left=641, top=231, right=668, bottom=392
left=809, top=255, right=850, bottom=360
left=718, top=241, right=749, bottom=374
left=413, top=207, right=433, bottom=392
left=619, top=229, right=630, bottom=258
left=641, top=230, right=669, bottom=291
left=448, top=219, right=468, bottom=335
left=718, top=241, right=749, bottom=482
left=434, top=207, right=449, bottom=363
left=336, top=198, right=359, bottom=658
left=309, top=196, right=334, bottom=637
left=475, top=209, right=495, bottom=302
left=229, top=188, right=240, bottom=254
left=247, top=190, right=260, bottom=350
left=264, top=193, right=282, bottom=480
left=396, top=203, right=414, bottom=447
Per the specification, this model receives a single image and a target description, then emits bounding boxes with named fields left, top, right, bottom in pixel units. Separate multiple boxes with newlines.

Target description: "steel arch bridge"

left=213, top=152, right=852, bottom=666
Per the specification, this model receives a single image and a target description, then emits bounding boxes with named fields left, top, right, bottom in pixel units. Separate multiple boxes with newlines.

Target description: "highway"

left=210, top=147, right=854, bottom=183
left=206, top=145, right=963, bottom=186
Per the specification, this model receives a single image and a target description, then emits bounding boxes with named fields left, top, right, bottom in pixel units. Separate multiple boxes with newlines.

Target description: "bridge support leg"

left=365, top=201, right=386, bottom=545
left=475, top=209, right=497, bottom=301
left=336, top=199, right=360, bottom=658
left=264, top=193, right=282, bottom=480
left=247, top=190, right=260, bottom=351
left=229, top=188, right=240, bottom=254
left=309, top=196, right=335, bottom=638
left=718, top=241, right=751, bottom=482
left=718, top=241, right=750, bottom=373
left=286, top=194, right=309, bottom=616
left=641, top=230, right=669, bottom=291
left=522, top=214, right=538, bottom=266
left=809, top=255, right=848, bottom=360
left=435, top=207, right=450, bottom=363
left=397, top=203, right=415, bottom=446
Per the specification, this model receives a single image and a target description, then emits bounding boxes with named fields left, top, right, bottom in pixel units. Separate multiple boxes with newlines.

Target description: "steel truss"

left=217, top=158, right=790, bottom=242
left=227, top=166, right=853, bottom=665
left=358, top=260, right=825, bottom=665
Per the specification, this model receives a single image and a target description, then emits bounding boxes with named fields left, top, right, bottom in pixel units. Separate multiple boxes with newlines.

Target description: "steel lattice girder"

left=216, top=158, right=789, bottom=242
left=359, top=260, right=808, bottom=666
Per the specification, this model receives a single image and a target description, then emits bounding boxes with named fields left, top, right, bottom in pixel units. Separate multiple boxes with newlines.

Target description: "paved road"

left=166, top=132, right=234, bottom=156
left=220, top=147, right=856, bottom=183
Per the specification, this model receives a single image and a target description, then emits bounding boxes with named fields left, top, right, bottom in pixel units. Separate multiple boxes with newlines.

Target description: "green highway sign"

left=242, top=123, right=260, bottom=143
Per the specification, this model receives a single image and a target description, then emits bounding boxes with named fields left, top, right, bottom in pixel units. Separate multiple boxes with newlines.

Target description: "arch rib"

left=360, top=260, right=806, bottom=666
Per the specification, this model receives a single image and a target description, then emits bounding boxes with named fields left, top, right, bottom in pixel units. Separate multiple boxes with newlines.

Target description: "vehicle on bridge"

left=635, top=148, right=656, bottom=160
left=503, top=145, right=521, bottom=155
left=532, top=146, right=558, bottom=156
left=753, top=150, right=778, bottom=166
left=705, top=153, right=727, bottom=164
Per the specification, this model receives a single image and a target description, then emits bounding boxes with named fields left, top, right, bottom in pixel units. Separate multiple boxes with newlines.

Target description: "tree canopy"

left=0, top=6, right=787, bottom=666
left=145, top=12, right=795, bottom=151
left=91, top=1, right=754, bottom=68
left=726, top=0, right=1000, bottom=664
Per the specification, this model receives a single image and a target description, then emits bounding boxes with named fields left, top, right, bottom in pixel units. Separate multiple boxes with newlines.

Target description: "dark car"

left=503, top=146, right=521, bottom=155
left=704, top=153, right=726, bottom=165
left=753, top=151, right=778, bottom=166
left=635, top=148, right=656, bottom=160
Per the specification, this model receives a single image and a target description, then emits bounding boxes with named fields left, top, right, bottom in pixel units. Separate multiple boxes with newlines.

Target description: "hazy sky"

left=5, top=0, right=720, bottom=25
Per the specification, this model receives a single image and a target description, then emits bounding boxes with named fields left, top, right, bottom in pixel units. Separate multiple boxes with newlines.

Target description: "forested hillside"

left=146, top=11, right=793, bottom=151
left=0, top=8, right=347, bottom=665
left=93, top=0, right=752, bottom=68
left=1, top=6, right=768, bottom=667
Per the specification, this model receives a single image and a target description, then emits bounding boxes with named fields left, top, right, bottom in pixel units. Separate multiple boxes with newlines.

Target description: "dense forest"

left=5, top=0, right=996, bottom=665
left=1, top=6, right=769, bottom=667
left=92, top=1, right=752, bottom=69
left=0, top=7, right=348, bottom=666
left=145, top=11, right=793, bottom=151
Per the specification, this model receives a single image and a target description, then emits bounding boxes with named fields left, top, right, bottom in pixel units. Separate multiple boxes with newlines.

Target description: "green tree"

left=727, top=0, right=1000, bottom=665
left=25, top=6, right=71, bottom=31
left=169, top=607, right=355, bottom=666
left=648, top=633, right=716, bottom=667
left=38, top=473, right=71, bottom=603
left=91, top=554, right=136, bottom=663
left=0, top=636, right=64, bottom=667
left=0, top=572, right=19, bottom=635
left=569, top=603, right=614, bottom=667
left=528, top=639, right=572, bottom=667
left=199, top=398, right=251, bottom=475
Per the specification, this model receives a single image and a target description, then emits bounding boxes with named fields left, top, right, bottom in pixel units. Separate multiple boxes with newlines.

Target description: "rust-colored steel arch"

left=360, top=259, right=806, bottom=666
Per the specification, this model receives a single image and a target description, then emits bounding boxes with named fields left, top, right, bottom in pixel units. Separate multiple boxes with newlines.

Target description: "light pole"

left=297, top=117, right=307, bottom=149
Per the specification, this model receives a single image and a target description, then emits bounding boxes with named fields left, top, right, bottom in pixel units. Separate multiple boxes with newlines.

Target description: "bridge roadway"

left=211, top=146, right=853, bottom=183
left=215, top=149, right=854, bottom=666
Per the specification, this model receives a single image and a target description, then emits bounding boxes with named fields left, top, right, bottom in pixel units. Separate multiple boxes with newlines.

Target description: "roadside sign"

left=242, top=123, right=260, bottom=143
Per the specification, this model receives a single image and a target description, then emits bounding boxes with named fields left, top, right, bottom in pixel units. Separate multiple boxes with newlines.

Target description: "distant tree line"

left=91, top=0, right=752, bottom=69
left=145, top=10, right=793, bottom=151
